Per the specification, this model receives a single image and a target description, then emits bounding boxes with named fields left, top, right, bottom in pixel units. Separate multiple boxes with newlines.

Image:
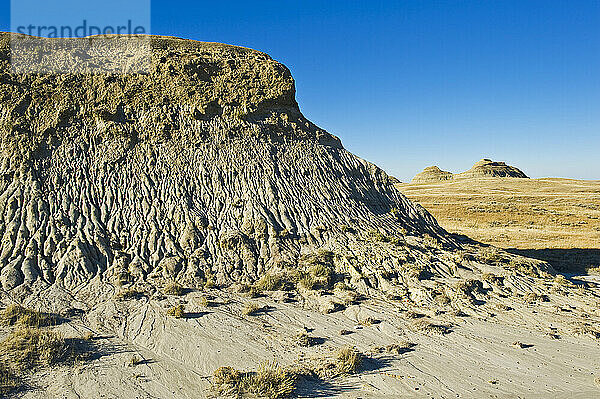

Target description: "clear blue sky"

left=1, top=1, right=599, bottom=180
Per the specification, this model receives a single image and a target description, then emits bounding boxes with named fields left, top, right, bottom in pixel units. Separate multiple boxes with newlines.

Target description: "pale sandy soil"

left=7, top=271, right=600, bottom=399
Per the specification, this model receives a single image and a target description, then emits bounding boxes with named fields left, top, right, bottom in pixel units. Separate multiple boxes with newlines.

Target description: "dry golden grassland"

left=398, top=178, right=600, bottom=272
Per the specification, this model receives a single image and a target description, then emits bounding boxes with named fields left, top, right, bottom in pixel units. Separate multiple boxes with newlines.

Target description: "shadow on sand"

left=506, top=248, right=600, bottom=274
left=295, top=355, right=397, bottom=397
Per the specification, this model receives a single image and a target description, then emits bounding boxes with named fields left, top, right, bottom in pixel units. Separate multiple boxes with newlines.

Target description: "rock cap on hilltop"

left=457, top=159, right=528, bottom=179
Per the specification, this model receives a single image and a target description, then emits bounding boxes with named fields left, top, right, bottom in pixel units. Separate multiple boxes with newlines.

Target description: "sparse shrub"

left=333, top=282, right=359, bottom=305
left=481, top=273, right=504, bottom=286
left=297, top=275, right=317, bottom=290
left=339, top=225, right=356, bottom=234
left=553, top=274, right=571, bottom=286
left=434, top=293, right=451, bottom=305
left=166, top=305, right=185, bottom=318
left=255, top=269, right=299, bottom=292
left=339, top=329, right=352, bottom=336
left=336, top=346, right=363, bottom=374
left=163, top=281, right=185, bottom=296
left=587, top=266, right=600, bottom=275
left=255, top=273, right=282, bottom=291
left=242, top=303, right=262, bottom=316
left=373, top=342, right=415, bottom=354
left=404, top=310, right=424, bottom=319
left=403, top=262, right=431, bottom=280
left=571, top=322, right=600, bottom=340
left=297, top=252, right=336, bottom=290
left=454, top=279, right=485, bottom=298
left=389, top=236, right=405, bottom=246
left=0, top=305, right=59, bottom=327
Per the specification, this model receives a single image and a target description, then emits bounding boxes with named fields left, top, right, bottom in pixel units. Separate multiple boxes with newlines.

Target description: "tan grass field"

left=398, top=177, right=600, bottom=272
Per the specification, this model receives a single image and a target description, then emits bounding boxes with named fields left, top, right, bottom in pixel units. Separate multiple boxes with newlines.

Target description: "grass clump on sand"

left=297, top=250, right=336, bottom=291
left=242, top=303, right=262, bottom=316
left=0, top=305, right=59, bottom=327
left=411, top=319, right=451, bottom=335
left=115, top=287, right=147, bottom=300
left=163, top=281, right=185, bottom=296
left=254, top=268, right=300, bottom=292
left=212, top=362, right=297, bottom=399
left=166, top=305, right=185, bottom=318
left=0, top=327, right=73, bottom=371
left=335, top=346, right=363, bottom=374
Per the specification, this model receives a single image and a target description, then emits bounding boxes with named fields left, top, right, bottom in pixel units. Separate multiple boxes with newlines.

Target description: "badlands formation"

left=0, top=35, right=599, bottom=398
left=411, top=159, right=528, bottom=183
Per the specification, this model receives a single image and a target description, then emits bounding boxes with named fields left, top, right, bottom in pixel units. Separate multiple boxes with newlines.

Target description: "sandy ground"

left=8, top=275, right=600, bottom=399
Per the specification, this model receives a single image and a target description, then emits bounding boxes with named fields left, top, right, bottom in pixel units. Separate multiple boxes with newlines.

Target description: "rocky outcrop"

left=411, top=166, right=453, bottom=183
left=410, top=159, right=528, bottom=183
left=0, top=34, right=457, bottom=302
left=457, top=159, right=528, bottom=179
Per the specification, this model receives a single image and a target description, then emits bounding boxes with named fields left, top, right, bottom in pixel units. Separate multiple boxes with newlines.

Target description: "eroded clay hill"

left=0, top=34, right=458, bottom=305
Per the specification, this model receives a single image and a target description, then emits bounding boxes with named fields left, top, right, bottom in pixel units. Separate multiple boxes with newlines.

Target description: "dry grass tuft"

left=373, top=342, right=415, bottom=354
left=212, top=362, right=297, bottom=399
left=359, top=317, right=380, bottom=327
left=242, top=303, right=262, bottom=316
left=0, top=305, right=59, bottom=327
left=212, top=366, right=244, bottom=396
left=166, top=305, right=185, bottom=318
left=163, top=281, right=185, bottom=296
left=0, top=327, right=71, bottom=371
left=571, top=323, right=600, bottom=340
left=523, top=292, right=549, bottom=303
left=247, top=362, right=297, bottom=399
left=115, top=287, right=146, bottom=300
left=411, top=319, right=451, bottom=335
left=336, top=346, right=363, bottom=374
left=0, top=363, right=19, bottom=396
left=295, top=332, right=319, bottom=347
left=128, top=354, right=143, bottom=367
